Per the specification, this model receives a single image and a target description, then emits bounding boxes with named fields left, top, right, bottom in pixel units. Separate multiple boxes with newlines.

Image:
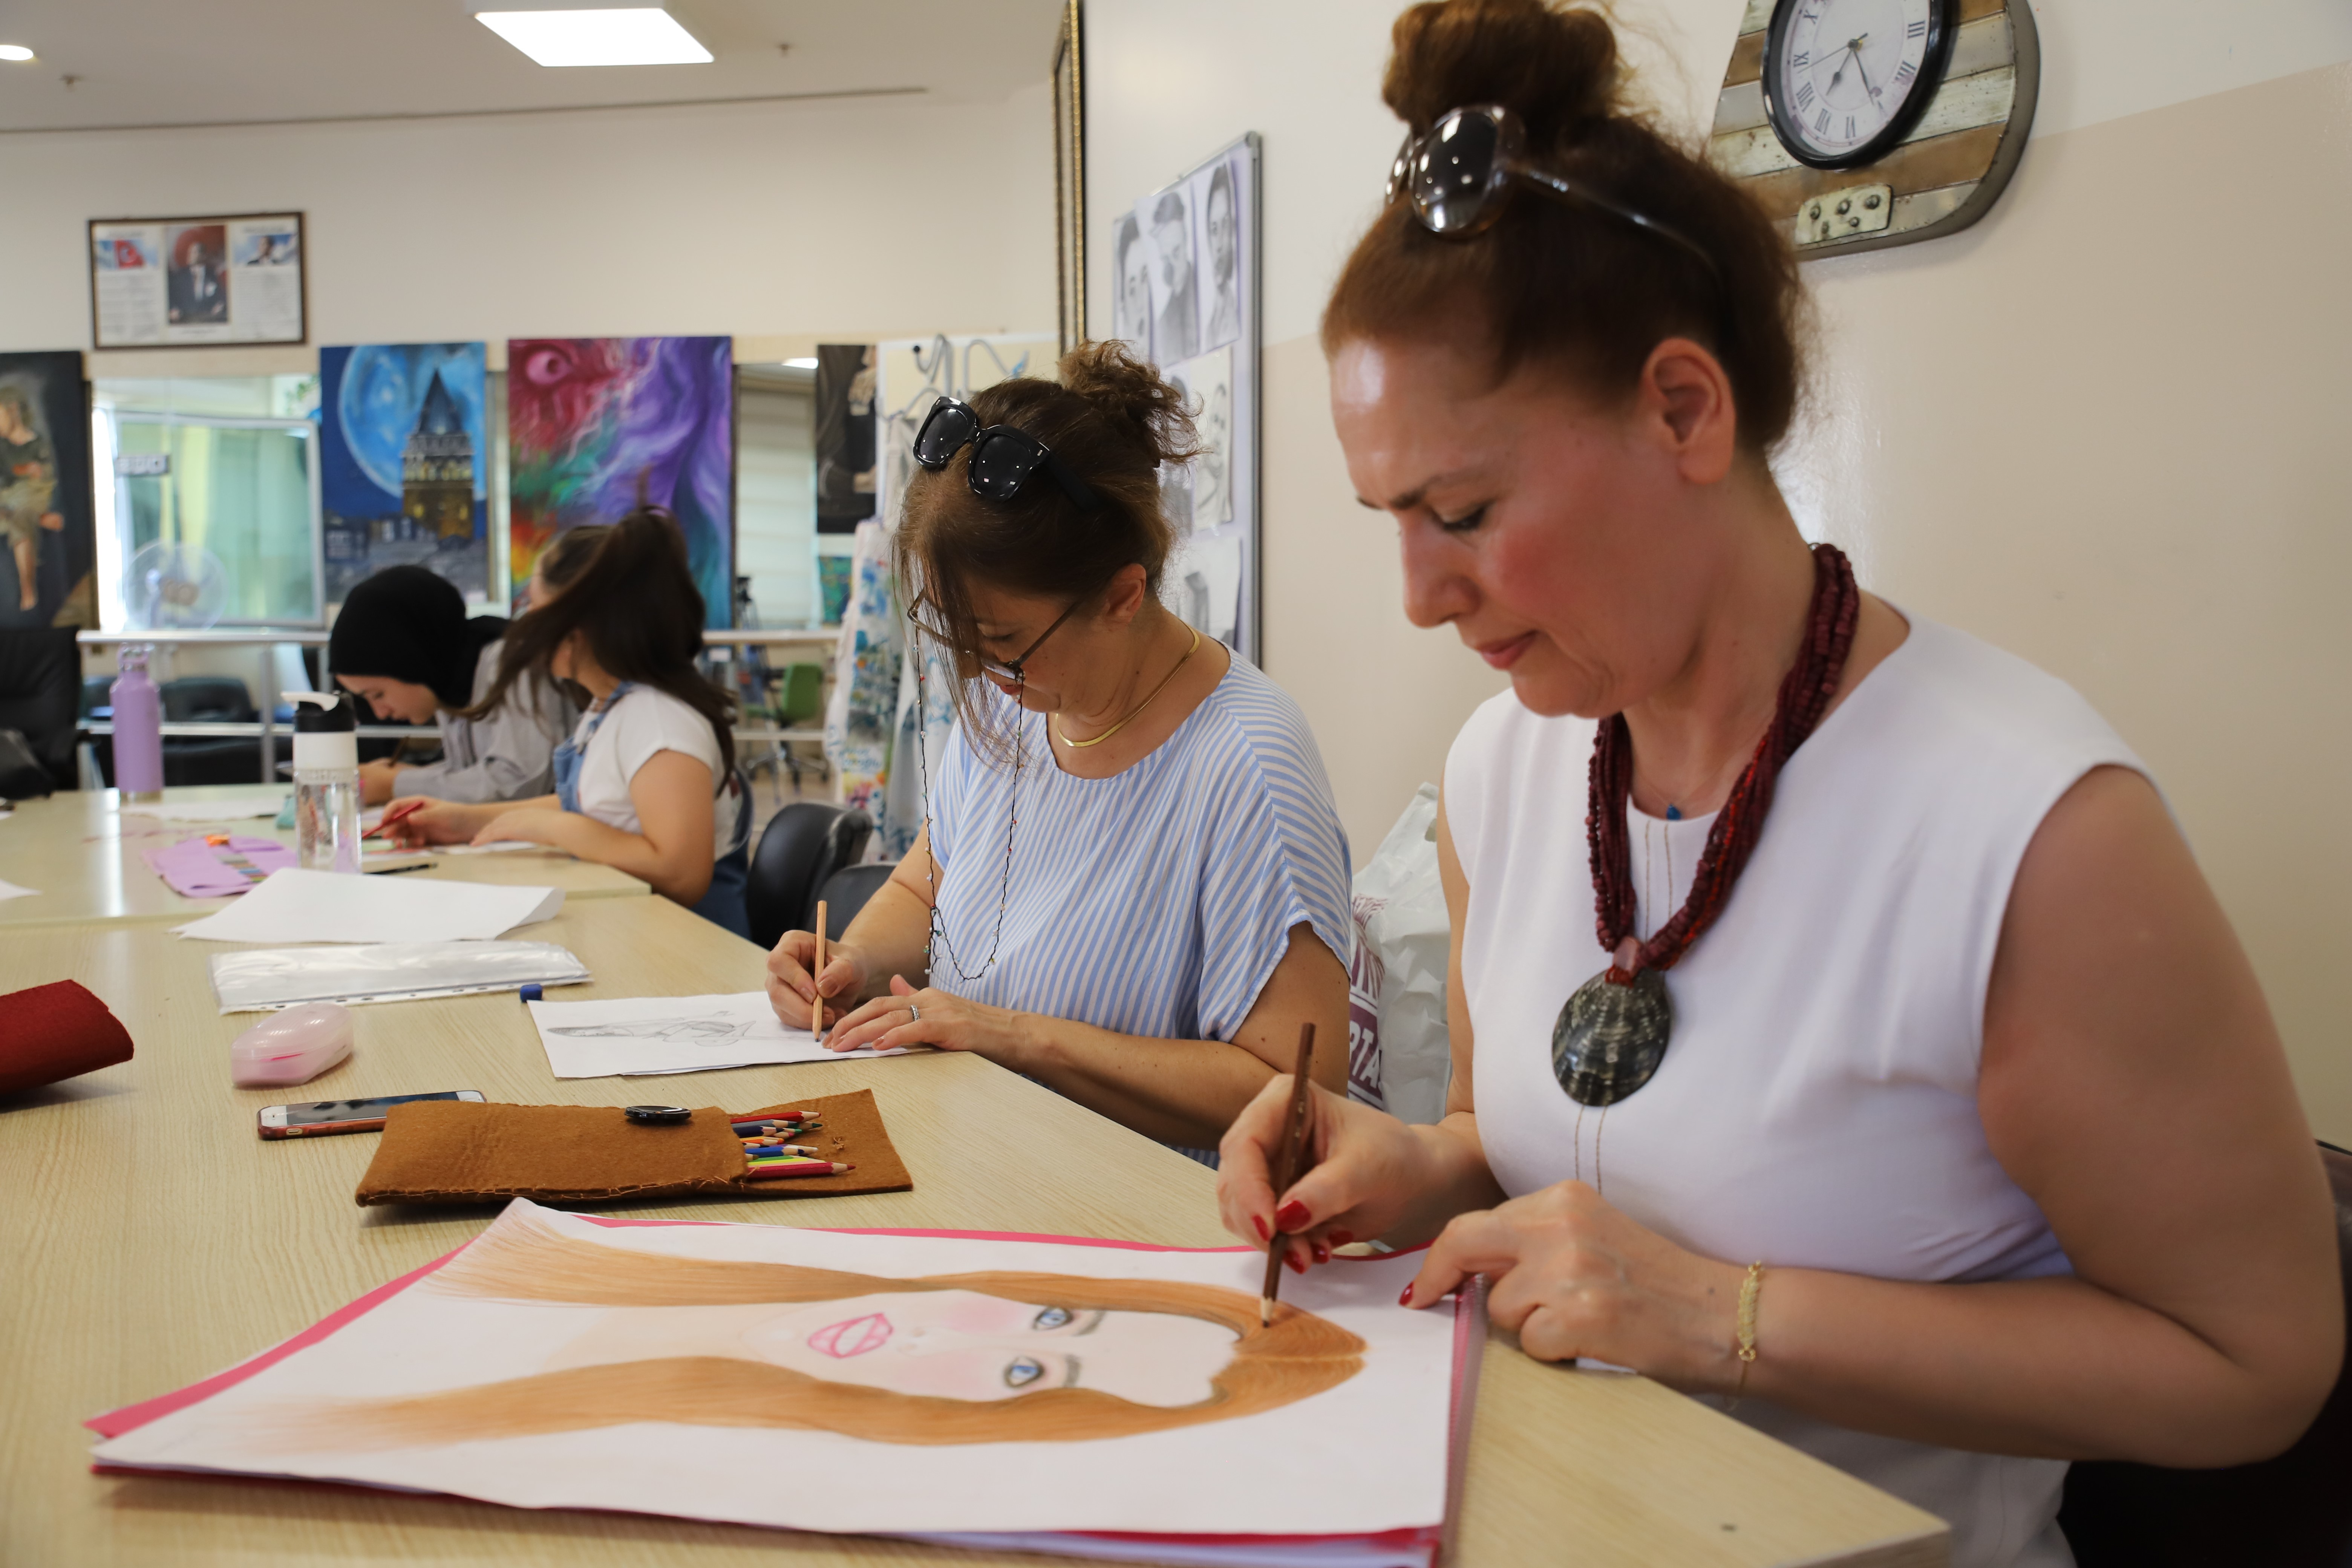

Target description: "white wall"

left=0, top=84, right=1057, bottom=360
left=1085, top=0, right=2352, bottom=1142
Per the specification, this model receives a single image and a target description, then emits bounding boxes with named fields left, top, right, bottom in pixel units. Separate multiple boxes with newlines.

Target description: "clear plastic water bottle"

left=109, top=643, right=165, bottom=801
left=287, top=691, right=361, bottom=874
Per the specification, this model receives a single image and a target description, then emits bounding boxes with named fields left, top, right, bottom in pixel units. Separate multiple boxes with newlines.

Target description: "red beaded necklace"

left=1553, top=542, right=1860, bottom=1106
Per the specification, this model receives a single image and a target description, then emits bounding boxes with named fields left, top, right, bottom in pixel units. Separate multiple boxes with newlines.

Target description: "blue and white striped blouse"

left=926, top=656, right=1353, bottom=1056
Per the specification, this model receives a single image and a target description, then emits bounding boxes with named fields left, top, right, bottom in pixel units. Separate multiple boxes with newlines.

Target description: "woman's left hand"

left=471, top=807, right=568, bottom=848
left=1401, top=1179, right=1748, bottom=1393
left=822, top=974, right=1030, bottom=1061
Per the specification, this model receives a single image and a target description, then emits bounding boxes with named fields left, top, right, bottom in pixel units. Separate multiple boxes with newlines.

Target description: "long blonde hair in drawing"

left=292, top=1213, right=1365, bottom=1448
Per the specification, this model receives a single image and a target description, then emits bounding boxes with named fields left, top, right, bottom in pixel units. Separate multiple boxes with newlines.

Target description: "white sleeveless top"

left=1444, top=617, right=2146, bottom=1568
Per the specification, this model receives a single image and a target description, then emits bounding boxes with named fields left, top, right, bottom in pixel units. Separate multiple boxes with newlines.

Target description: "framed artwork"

left=1110, top=135, right=1260, bottom=662
left=87, top=213, right=307, bottom=349
left=0, top=351, right=97, bottom=627
left=318, top=344, right=491, bottom=606
left=1051, top=0, right=1086, bottom=355
left=506, top=337, right=734, bottom=628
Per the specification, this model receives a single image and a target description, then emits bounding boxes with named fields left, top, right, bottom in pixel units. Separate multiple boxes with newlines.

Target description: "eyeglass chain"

left=909, top=631, right=1022, bottom=984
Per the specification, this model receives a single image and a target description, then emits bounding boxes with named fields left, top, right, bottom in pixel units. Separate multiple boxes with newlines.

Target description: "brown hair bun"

left=1057, top=338, right=1203, bottom=470
left=1328, top=0, right=1808, bottom=453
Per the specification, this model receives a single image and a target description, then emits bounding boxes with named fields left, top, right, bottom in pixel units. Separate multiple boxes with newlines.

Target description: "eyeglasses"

left=912, top=397, right=1102, bottom=513
left=909, top=589, right=1086, bottom=684
left=1387, top=104, right=1720, bottom=283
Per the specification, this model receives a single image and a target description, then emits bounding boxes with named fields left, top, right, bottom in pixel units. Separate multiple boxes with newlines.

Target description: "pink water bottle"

left=110, top=643, right=164, bottom=801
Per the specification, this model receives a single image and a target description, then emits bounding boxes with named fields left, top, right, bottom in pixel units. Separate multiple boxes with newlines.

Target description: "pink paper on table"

left=140, top=835, right=299, bottom=899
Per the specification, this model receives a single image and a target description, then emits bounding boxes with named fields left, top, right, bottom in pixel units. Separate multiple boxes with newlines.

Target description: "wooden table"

left=0, top=785, right=646, bottom=929
left=0, top=896, right=1946, bottom=1567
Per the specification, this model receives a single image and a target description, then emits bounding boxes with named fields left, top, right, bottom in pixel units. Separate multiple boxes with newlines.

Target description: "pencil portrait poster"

left=506, top=337, right=733, bottom=626
left=89, top=1201, right=1460, bottom=1551
left=88, top=213, right=306, bottom=348
left=1106, top=136, right=1259, bottom=662
left=319, top=343, right=490, bottom=606
left=0, top=351, right=97, bottom=628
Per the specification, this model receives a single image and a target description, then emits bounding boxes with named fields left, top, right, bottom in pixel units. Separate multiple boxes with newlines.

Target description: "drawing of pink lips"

left=807, top=1312, right=893, bottom=1358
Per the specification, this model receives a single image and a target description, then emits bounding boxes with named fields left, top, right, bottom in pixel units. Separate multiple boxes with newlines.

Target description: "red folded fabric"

left=0, top=980, right=135, bottom=1095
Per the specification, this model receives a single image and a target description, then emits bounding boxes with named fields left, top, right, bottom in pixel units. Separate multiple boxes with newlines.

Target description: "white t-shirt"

left=1446, top=616, right=2147, bottom=1568
left=571, top=686, right=740, bottom=854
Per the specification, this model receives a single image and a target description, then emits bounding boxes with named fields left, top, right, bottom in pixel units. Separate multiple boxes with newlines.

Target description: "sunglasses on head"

left=912, top=397, right=1102, bottom=513
left=1387, top=104, right=1721, bottom=284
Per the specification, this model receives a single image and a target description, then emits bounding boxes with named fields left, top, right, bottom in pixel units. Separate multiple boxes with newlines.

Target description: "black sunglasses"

left=1387, top=104, right=1720, bottom=284
left=913, top=397, right=1101, bottom=513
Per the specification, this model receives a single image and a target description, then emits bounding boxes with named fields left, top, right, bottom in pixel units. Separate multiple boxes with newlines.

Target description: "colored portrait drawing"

left=87, top=1202, right=1457, bottom=1542
left=278, top=1208, right=1364, bottom=1449
left=506, top=337, right=733, bottom=626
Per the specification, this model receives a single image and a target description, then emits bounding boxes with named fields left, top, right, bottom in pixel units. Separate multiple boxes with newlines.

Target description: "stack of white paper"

left=119, top=799, right=285, bottom=824
left=176, top=867, right=562, bottom=944
left=208, top=941, right=592, bottom=1012
left=527, top=991, right=915, bottom=1077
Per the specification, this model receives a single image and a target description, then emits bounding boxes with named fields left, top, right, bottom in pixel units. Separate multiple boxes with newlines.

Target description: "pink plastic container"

left=229, top=1003, right=355, bottom=1088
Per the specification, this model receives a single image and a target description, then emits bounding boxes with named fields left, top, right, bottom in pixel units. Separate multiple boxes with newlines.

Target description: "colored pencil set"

left=731, top=1112, right=850, bottom=1181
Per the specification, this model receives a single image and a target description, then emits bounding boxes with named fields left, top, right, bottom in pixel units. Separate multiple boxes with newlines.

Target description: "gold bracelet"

left=1729, top=1260, right=1765, bottom=1409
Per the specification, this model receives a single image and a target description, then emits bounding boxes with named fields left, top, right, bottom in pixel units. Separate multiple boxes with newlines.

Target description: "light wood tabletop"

left=0, top=896, right=1947, bottom=1568
left=0, top=784, right=647, bottom=929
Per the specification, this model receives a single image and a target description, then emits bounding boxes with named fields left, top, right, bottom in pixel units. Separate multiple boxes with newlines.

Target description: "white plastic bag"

left=1347, top=784, right=1452, bottom=1124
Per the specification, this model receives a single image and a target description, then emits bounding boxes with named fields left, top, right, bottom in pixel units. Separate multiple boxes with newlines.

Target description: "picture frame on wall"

left=87, top=213, right=308, bottom=349
left=1051, top=0, right=1086, bottom=356
left=1110, top=133, right=1261, bottom=663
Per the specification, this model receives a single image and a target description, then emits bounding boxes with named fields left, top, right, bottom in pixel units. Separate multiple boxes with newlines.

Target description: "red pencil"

left=744, top=1161, right=853, bottom=1180
left=363, top=800, right=426, bottom=842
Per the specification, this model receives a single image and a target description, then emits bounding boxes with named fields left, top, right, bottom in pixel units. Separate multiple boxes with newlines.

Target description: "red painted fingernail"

left=1274, top=1200, right=1310, bottom=1231
left=1399, top=1282, right=1415, bottom=1306
left=1251, top=1215, right=1269, bottom=1242
left=1329, top=1230, right=1354, bottom=1246
left=1285, top=1252, right=1305, bottom=1274
left=1312, top=1243, right=1330, bottom=1265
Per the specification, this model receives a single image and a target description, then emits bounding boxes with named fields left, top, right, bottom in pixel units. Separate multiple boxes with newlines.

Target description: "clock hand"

left=1853, top=47, right=1882, bottom=111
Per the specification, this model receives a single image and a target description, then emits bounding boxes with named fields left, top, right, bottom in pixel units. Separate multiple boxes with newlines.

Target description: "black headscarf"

left=328, top=566, right=508, bottom=709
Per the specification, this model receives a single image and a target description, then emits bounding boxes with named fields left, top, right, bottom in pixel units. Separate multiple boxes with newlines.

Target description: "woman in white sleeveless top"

left=1215, top=5, right=2341, bottom=1565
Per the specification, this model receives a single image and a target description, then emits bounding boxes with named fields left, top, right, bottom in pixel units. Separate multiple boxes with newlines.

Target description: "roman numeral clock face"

left=1763, top=0, right=1949, bottom=169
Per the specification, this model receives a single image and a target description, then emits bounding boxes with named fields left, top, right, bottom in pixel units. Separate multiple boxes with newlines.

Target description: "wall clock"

left=1708, top=0, right=2039, bottom=256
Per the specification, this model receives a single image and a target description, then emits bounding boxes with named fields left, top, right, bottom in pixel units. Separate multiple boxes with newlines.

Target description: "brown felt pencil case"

left=353, top=1089, right=912, bottom=1207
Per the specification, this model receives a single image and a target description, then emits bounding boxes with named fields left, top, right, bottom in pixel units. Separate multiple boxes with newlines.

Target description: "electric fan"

left=126, top=541, right=229, bottom=631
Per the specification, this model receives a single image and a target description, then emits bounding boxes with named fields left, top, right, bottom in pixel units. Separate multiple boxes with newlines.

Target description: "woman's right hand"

left=381, top=797, right=485, bottom=848
left=764, top=930, right=870, bottom=1034
left=1216, top=1079, right=1447, bottom=1273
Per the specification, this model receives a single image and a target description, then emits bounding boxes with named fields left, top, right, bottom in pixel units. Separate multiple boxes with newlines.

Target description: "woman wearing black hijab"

left=328, top=565, right=574, bottom=805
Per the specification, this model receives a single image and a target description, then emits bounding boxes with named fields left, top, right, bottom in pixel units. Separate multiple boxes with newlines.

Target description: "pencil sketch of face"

left=547, top=1291, right=1239, bottom=1408
left=549, top=1014, right=755, bottom=1047
left=1206, top=170, right=1236, bottom=288
left=1152, top=192, right=1193, bottom=294
left=1197, top=383, right=1231, bottom=526
left=1115, top=215, right=1152, bottom=351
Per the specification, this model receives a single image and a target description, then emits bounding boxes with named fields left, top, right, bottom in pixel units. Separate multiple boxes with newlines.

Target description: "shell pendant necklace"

left=1054, top=622, right=1200, bottom=750
left=1553, top=544, right=1860, bottom=1107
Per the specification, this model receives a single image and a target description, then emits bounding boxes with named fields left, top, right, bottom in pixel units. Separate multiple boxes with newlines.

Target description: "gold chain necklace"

left=1053, top=623, right=1200, bottom=750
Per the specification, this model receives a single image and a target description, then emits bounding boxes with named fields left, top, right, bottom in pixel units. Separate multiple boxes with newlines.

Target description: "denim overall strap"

left=552, top=681, right=635, bottom=814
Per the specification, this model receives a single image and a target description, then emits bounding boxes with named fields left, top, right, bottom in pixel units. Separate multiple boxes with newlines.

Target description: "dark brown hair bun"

left=1328, top=0, right=1808, bottom=453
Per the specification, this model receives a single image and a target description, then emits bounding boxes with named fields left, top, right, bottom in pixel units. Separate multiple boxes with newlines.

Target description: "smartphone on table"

left=257, top=1090, right=485, bottom=1139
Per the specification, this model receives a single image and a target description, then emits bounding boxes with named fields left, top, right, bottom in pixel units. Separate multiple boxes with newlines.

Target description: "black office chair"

left=157, top=675, right=267, bottom=787
left=0, top=627, right=84, bottom=793
left=743, top=802, right=872, bottom=951
left=813, top=862, right=898, bottom=935
left=2058, top=1141, right=2352, bottom=1567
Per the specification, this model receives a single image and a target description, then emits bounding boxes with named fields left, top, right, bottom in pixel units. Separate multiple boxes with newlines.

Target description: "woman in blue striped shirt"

left=765, top=343, right=1352, bottom=1157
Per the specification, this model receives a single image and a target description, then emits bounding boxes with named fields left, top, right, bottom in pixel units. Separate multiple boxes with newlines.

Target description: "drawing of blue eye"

left=1031, top=1306, right=1073, bottom=1331
left=1004, top=1356, right=1046, bottom=1389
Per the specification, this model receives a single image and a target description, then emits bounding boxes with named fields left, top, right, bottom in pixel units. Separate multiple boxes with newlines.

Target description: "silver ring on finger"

left=908, top=1004, right=921, bottom=1023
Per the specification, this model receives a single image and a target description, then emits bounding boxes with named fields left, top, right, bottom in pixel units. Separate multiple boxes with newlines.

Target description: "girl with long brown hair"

left=386, top=507, right=752, bottom=936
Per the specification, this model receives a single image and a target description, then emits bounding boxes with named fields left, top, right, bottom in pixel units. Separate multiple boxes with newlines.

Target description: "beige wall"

left=1089, top=0, right=2352, bottom=1142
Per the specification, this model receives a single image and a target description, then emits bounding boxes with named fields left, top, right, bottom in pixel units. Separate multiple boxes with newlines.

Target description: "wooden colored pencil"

left=744, top=1161, right=853, bottom=1180
left=813, top=899, right=828, bottom=1033
left=1260, top=1021, right=1318, bottom=1327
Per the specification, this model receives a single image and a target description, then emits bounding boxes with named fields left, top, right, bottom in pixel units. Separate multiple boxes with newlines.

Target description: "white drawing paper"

left=88, top=1202, right=1459, bottom=1549
left=119, top=799, right=284, bottom=824
left=209, top=941, right=591, bottom=1013
left=175, top=867, right=563, bottom=945
left=0, top=877, right=38, bottom=901
left=527, top=991, right=915, bottom=1078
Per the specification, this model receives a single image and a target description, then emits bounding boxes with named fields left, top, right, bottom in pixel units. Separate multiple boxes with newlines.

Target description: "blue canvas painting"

left=320, top=343, right=490, bottom=604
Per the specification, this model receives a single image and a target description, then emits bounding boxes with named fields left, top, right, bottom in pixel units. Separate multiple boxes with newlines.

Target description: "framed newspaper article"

left=87, top=213, right=308, bottom=349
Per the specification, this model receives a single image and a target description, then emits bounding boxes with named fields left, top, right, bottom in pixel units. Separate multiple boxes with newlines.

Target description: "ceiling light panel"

left=474, top=9, right=712, bottom=67
left=0, top=44, right=37, bottom=62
